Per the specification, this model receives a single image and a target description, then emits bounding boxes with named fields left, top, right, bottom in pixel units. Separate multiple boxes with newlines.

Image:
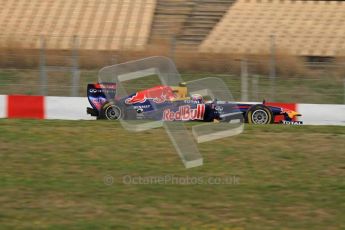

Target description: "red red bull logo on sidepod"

left=125, top=86, right=175, bottom=104
left=163, top=104, right=205, bottom=121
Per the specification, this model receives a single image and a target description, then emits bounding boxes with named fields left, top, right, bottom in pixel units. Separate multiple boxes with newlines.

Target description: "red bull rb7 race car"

left=86, top=83, right=302, bottom=125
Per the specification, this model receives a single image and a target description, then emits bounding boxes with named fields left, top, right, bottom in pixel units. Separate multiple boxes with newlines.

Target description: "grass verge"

left=0, top=119, right=344, bottom=229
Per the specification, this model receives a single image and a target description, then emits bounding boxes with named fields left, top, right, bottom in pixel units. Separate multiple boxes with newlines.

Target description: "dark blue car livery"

left=86, top=83, right=302, bottom=125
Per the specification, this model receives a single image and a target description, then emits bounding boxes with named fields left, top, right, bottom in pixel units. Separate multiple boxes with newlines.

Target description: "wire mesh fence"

left=0, top=68, right=344, bottom=104
left=0, top=35, right=344, bottom=104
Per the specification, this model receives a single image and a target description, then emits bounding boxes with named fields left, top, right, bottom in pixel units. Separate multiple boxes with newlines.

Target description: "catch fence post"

left=170, top=35, right=176, bottom=63
left=241, top=59, right=249, bottom=101
left=71, top=36, right=80, bottom=97
left=269, top=34, right=276, bottom=101
left=39, top=36, right=47, bottom=96
left=252, top=75, right=259, bottom=102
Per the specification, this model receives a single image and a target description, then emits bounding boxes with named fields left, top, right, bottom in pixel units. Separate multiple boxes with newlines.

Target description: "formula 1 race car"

left=86, top=82, right=302, bottom=124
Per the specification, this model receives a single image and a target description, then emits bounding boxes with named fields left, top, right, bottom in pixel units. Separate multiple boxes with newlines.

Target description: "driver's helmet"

left=191, top=94, right=204, bottom=103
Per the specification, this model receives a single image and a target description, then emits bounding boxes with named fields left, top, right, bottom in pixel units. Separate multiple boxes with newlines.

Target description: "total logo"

left=163, top=104, right=205, bottom=121
left=282, top=120, right=303, bottom=125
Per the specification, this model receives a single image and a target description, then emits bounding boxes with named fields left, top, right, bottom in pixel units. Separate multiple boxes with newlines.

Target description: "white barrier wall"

left=0, top=95, right=6, bottom=118
left=45, top=96, right=95, bottom=120
left=298, top=104, right=345, bottom=126
left=1, top=94, right=345, bottom=126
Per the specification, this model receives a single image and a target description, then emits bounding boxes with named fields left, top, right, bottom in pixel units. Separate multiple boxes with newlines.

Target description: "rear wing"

left=87, top=83, right=116, bottom=111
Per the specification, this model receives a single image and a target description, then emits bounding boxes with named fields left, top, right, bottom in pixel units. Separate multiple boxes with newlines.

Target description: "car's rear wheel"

left=245, top=105, right=274, bottom=124
left=99, top=103, right=122, bottom=120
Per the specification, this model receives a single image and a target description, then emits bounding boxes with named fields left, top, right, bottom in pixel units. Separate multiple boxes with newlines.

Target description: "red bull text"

left=163, top=104, right=205, bottom=121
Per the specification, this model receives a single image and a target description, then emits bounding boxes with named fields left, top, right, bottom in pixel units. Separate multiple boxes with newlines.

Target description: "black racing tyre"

left=99, top=103, right=122, bottom=120
left=245, top=105, right=274, bottom=124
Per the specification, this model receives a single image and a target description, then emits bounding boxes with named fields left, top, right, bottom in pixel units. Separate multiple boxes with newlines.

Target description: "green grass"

left=0, top=119, right=345, bottom=229
left=0, top=70, right=344, bottom=104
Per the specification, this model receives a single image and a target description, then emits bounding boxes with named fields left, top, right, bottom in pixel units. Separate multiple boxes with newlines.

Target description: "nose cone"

left=286, top=110, right=301, bottom=119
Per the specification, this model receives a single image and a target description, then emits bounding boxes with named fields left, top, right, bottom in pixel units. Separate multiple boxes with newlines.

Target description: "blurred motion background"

left=0, top=0, right=344, bottom=103
left=1, top=2, right=345, bottom=229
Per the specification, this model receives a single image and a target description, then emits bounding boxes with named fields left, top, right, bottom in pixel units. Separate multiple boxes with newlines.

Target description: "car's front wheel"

left=245, top=105, right=274, bottom=124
